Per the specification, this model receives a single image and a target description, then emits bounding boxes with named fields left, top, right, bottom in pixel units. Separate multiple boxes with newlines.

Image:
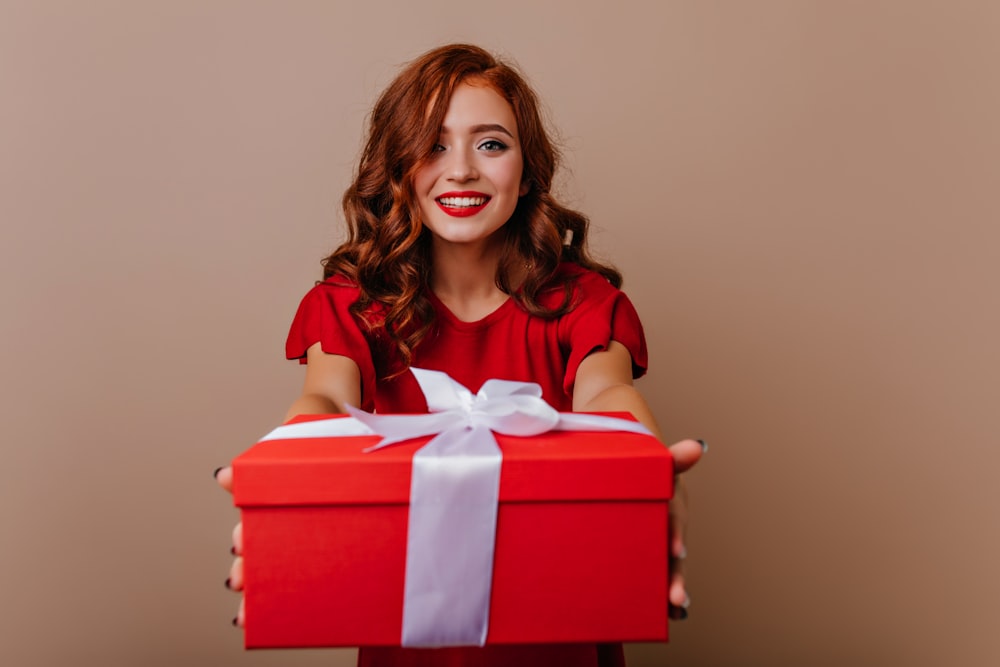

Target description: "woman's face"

left=413, top=81, right=529, bottom=251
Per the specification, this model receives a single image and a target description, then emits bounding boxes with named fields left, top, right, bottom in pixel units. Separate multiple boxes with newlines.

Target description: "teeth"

left=438, top=196, right=487, bottom=207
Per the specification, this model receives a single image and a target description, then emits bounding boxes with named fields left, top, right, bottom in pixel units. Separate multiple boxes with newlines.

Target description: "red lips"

left=435, top=191, right=491, bottom=217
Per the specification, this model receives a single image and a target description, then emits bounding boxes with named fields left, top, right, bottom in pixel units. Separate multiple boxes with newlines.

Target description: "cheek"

left=413, top=159, right=444, bottom=194
left=497, top=157, right=525, bottom=193
left=412, top=168, right=432, bottom=195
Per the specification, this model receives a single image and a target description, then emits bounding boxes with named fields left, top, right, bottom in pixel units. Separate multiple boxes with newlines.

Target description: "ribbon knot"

left=345, top=369, right=562, bottom=452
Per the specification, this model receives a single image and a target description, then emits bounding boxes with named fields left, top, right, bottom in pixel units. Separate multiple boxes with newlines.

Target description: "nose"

left=446, top=147, right=478, bottom=183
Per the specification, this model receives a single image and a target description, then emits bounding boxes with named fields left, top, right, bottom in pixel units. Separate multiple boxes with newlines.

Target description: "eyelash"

left=478, top=139, right=508, bottom=152
left=431, top=140, right=509, bottom=154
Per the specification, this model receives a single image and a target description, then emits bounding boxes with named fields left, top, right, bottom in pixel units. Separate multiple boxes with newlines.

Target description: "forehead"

left=438, top=82, right=518, bottom=137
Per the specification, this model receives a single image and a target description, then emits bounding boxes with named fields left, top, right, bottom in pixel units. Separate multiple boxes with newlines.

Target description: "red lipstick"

left=435, top=191, right=491, bottom=217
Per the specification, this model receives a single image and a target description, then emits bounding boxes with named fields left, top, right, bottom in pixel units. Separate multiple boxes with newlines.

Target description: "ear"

left=519, top=180, right=531, bottom=197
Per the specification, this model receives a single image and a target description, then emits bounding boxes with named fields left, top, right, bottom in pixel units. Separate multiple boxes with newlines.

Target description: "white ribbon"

left=257, top=368, right=652, bottom=648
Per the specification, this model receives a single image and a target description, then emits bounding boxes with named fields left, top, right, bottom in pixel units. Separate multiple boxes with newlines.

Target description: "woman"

left=217, top=43, right=705, bottom=667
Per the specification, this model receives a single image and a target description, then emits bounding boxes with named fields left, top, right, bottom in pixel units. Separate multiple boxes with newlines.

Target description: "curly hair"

left=322, top=43, right=621, bottom=370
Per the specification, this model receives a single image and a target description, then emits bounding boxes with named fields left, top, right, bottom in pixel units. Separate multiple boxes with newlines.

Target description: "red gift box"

left=232, top=413, right=673, bottom=649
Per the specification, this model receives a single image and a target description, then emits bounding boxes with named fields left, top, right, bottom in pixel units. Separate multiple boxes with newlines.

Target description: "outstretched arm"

left=573, top=341, right=664, bottom=437
left=283, top=342, right=363, bottom=419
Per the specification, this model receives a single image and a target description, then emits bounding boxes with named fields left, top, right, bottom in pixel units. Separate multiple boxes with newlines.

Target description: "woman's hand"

left=664, top=438, right=706, bottom=619
left=215, top=466, right=246, bottom=627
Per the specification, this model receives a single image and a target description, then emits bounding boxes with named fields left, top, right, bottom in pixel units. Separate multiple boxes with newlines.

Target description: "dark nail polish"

left=224, top=577, right=231, bottom=590
left=232, top=617, right=239, bottom=627
left=697, top=439, right=708, bottom=454
left=230, top=546, right=238, bottom=556
left=213, top=466, right=224, bottom=479
left=669, top=606, right=689, bottom=621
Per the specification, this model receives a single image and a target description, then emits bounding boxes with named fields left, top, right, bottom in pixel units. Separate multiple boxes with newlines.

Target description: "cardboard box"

left=232, top=413, right=673, bottom=648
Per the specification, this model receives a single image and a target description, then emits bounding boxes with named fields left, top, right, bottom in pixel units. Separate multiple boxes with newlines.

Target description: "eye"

left=430, top=143, right=446, bottom=154
left=478, top=139, right=508, bottom=152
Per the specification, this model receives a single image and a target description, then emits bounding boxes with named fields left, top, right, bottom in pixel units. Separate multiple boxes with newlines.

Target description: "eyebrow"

left=440, top=123, right=516, bottom=139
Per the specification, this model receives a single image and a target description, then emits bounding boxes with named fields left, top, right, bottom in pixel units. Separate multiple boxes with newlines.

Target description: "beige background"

left=2, top=1, right=998, bottom=665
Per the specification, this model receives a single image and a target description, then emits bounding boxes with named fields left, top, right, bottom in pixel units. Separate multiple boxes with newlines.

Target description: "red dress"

left=285, top=262, right=648, bottom=667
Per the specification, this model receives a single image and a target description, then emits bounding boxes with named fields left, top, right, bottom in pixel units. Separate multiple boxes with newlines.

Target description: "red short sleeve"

left=559, top=271, right=648, bottom=397
left=285, top=279, right=377, bottom=411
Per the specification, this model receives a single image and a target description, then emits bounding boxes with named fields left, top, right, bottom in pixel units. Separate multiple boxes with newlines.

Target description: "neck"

left=430, top=238, right=510, bottom=321
left=430, top=238, right=501, bottom=296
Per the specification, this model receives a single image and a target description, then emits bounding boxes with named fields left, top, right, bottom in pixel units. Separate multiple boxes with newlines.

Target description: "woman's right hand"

left=215, top=466, right=245, bottom=627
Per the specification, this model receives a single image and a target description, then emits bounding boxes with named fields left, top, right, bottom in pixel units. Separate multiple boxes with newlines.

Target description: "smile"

left=435, top=193, right=491, bottom=217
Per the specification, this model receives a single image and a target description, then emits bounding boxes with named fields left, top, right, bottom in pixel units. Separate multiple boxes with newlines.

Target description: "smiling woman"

left=322, top=44, right=629, bottom=372
left=216, top=43, right=705, bottom=667
left=413, top=83, right=529, bottom=251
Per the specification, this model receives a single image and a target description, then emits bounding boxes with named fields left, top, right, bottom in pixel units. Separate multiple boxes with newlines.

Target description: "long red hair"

left=322, top=44, right=621, bottom=370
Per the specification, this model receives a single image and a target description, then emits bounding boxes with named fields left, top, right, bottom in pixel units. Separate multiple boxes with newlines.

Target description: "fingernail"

left=232, top=617, right=239, bottom=627
left=669, top=606, right=689, bottom=621
left=230, top=546, right=238, bottom=556
left=683, top=595, right=692, bottom=609
left=224, top=578, right=231, bottom=590
left=213, top=466, right=224, bottom=479
left=676, top=545, right=688, bottom=560
left=697, top=439, right=708, bottom=453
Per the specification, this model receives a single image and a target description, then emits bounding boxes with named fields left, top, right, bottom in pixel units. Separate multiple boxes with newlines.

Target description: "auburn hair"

left=322, top=43, right=621, bottom=370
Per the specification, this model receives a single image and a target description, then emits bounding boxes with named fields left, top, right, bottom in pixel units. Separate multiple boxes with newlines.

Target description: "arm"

left=572, top=340, right=664, bottom=439
left=283, top=342, right=363, bottom=421
left=573, top=341, right=703, bottom=617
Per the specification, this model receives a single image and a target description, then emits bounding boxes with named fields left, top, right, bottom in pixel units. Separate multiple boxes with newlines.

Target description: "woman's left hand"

left=664, top=438, right=706, bottom=619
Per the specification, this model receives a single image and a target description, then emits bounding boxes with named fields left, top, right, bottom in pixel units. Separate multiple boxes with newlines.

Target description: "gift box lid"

left=233, top=413, right=673, bottom=507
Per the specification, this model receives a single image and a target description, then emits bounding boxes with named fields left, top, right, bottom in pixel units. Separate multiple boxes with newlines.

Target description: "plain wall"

left=2, top=1, right=998, bottom=665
